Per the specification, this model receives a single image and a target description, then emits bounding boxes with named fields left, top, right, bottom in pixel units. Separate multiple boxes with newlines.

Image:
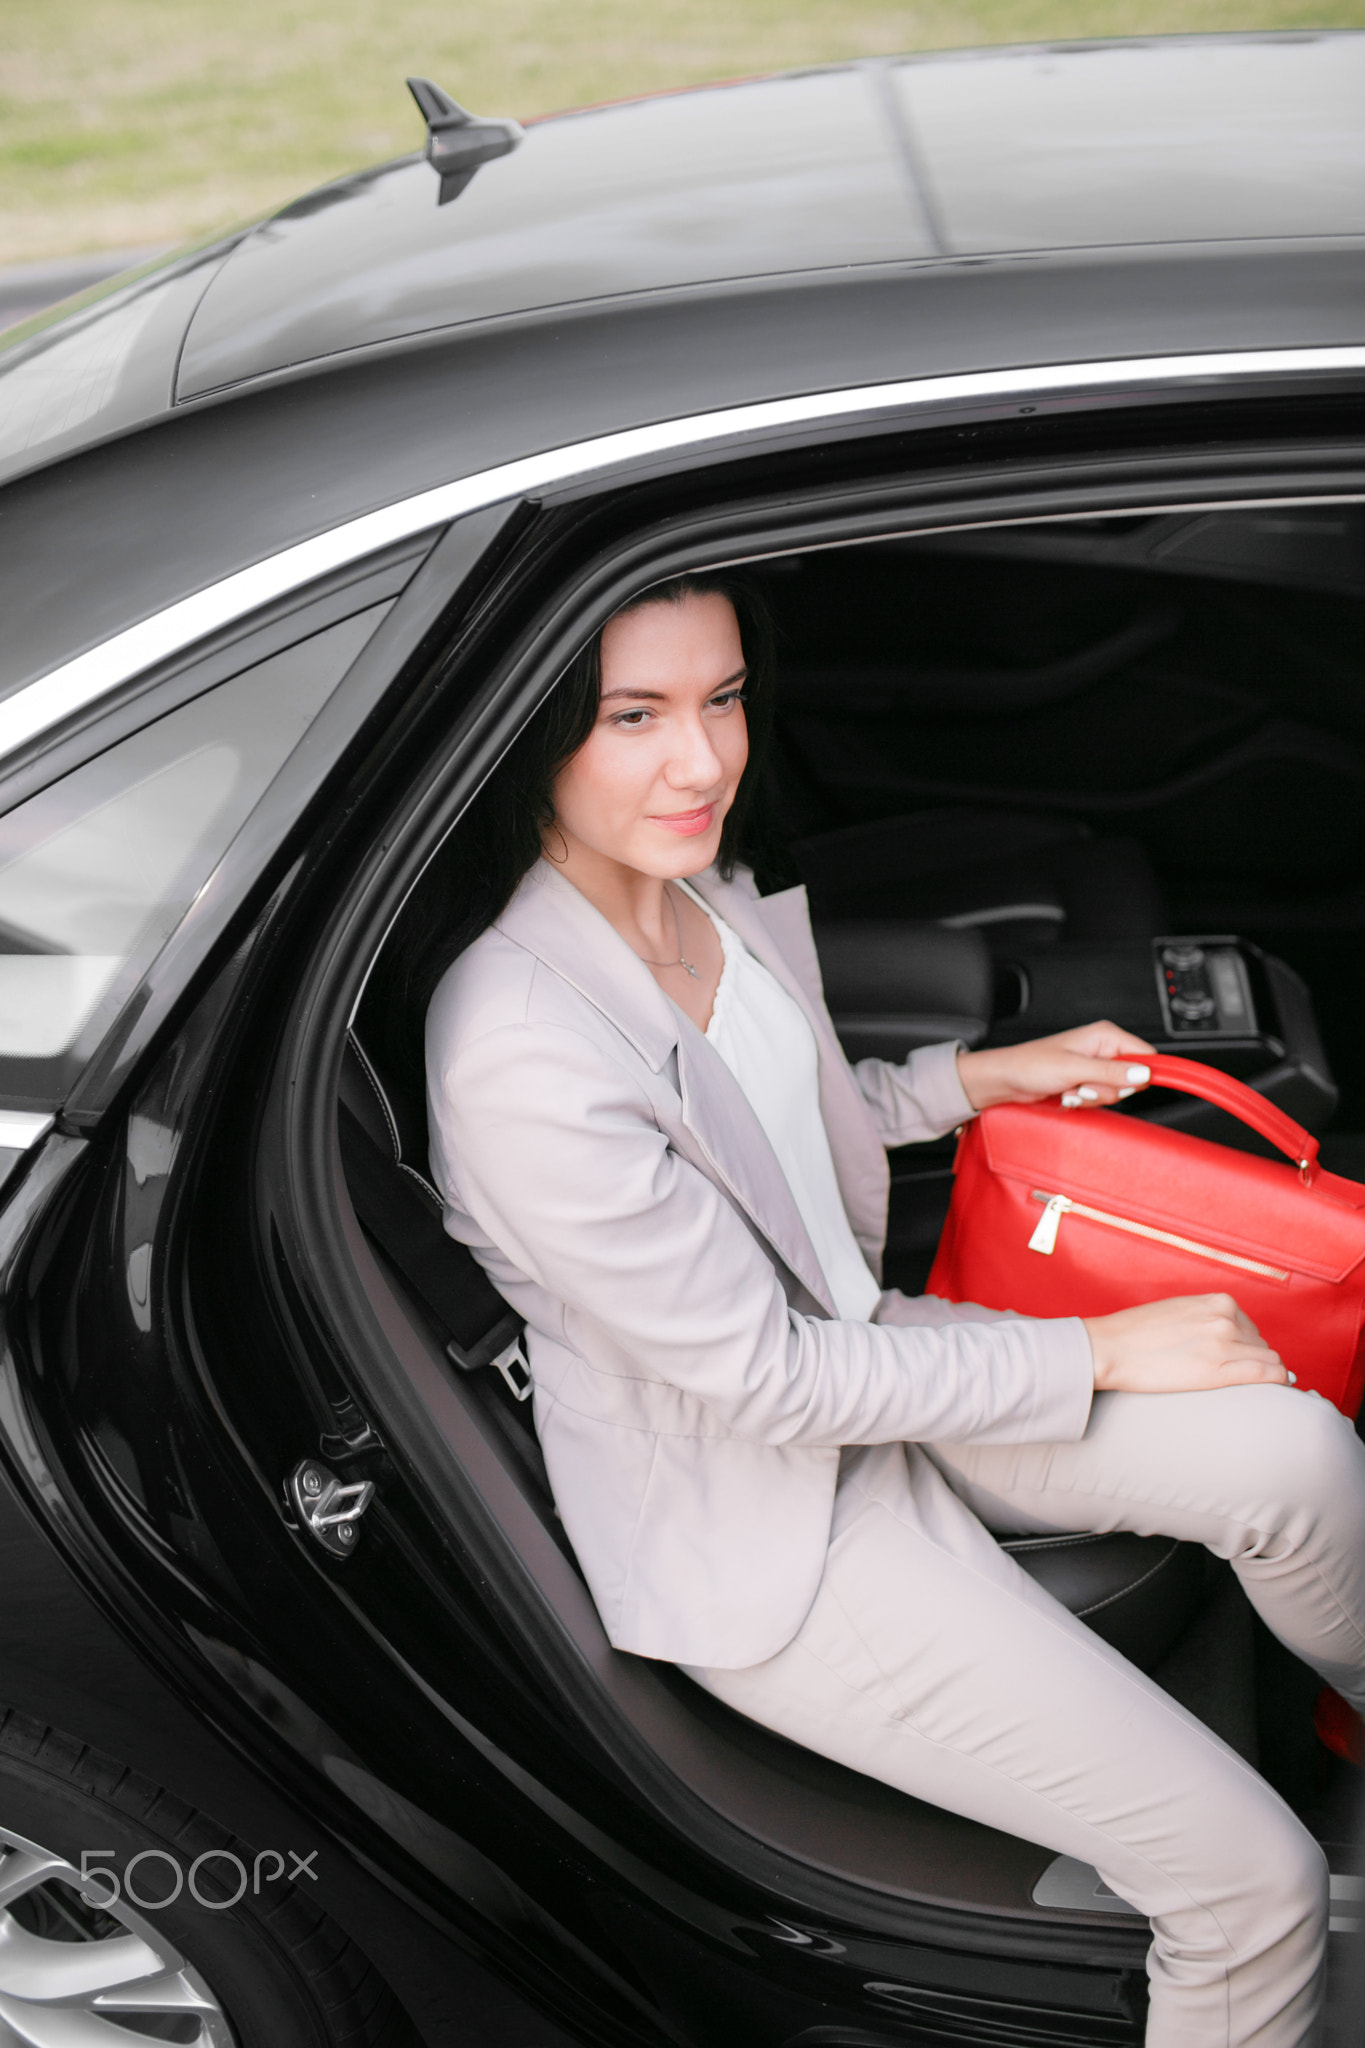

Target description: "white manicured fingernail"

left=1287, top=1371, right=1297, bottom=1384
left=1117, top=1085, right=1136, bottom=1099
left=1061, top=1092, right=1083, bottom=1108
left=1077, top=1086, right=1100, bottom=1101
left=1126, top=1064, right=1151, bottom=1084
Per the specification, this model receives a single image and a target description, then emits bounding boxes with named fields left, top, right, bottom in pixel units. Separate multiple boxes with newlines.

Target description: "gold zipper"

left=1027, top=1190, right=1290, bottom=1281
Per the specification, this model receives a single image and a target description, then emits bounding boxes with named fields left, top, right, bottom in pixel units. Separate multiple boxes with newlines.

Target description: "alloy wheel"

left=0, top=1821, right=233, bottom=2045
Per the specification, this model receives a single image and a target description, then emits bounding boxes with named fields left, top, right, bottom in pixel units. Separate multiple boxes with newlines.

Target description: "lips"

left=649, top=804, right=716, bottom=838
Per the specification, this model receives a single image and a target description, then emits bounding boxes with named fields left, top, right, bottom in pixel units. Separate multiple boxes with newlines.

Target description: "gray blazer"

left=426, top=858, right=1093, bottom=1667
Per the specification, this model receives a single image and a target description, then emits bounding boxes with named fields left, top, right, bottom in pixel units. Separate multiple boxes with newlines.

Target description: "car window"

left=0, top=603, right=385, bottom=1108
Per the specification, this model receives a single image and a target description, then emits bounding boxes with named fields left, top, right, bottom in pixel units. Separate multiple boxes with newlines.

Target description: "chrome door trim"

left=6, top=343, right=1364, bottom=766
left=0, top=1111, right=53, bottom=1151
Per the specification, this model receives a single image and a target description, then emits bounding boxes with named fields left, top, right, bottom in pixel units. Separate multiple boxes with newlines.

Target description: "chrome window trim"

left=0, top=1111, right=54, bottom=1151
left=5, top=343, right=1364, bottom=768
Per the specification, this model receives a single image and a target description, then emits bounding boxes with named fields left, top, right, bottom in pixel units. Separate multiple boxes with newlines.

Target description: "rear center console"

left=987, top=934, right=1337, bottom=1137
left=817, top=920, right=1336, bottom=1131
left=814, top=920, right=1339, bottom=1291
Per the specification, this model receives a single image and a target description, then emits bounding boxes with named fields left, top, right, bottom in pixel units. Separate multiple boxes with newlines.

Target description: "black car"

left=0, top=29, right=1362, bottom=2047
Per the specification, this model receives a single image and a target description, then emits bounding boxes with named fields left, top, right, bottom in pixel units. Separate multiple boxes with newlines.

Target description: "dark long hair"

left=365, top=571, right=786, bottom=1077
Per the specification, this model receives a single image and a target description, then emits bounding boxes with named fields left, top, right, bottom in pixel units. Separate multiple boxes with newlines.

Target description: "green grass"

left=2, top=0, right=1362, bottom=264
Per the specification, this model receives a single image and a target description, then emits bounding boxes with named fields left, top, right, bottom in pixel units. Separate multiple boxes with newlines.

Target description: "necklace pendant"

left=681, top=958, right=700, bottom=979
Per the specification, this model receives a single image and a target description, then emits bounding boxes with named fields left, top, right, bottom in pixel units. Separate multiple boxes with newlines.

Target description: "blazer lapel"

left=671, top=1023, right=834, bottom=1314
left=497, top=862, right=836, bottom=1312
left=494, top=859, right=677, bottom=1070
left=689, top=870, right=891, bottom=1275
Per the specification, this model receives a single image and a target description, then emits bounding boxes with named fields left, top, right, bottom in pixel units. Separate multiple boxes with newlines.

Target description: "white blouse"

left=678, top=882, right=882, bottom=1322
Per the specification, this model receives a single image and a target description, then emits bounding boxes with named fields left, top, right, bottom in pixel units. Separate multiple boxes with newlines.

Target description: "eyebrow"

left=600, top=666, right=747, bottom=703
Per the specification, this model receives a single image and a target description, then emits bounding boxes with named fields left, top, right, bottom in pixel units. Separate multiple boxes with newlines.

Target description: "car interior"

left=337, top=502, right=1365, bottom=1934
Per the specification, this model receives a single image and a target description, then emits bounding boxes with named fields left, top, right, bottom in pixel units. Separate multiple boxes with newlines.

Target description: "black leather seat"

left=999, top=1529, right=1218, bottom=1671
left=810, top=917, right=993, bottom=1064
left=793, top=807, right=1166, bottom=949
left=337, top=1019, right=1213, bottom=1675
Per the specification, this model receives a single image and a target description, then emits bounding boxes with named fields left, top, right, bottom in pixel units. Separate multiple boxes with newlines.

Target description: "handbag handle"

left=1146, top=1055, right=1319, bottom=1181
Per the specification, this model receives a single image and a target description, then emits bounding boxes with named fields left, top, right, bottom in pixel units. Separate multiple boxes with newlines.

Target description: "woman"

left=425, top=572, right=1365, bottom=2047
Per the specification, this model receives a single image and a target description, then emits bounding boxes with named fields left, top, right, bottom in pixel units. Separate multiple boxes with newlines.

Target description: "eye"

left=709, top=688, right=747, bottom=712
left=609, top=706, right=653, bottom=729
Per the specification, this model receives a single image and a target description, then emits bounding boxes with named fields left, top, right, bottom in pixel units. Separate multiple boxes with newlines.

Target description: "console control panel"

left=1155, top=939, right=1257, bottom=1041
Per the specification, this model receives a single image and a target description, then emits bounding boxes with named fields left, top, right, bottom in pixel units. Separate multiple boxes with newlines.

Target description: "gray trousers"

left=686, top=1382, right=1365, bottom=2047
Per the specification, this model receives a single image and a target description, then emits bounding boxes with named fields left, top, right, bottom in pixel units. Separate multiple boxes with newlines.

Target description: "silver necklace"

left=636, top=887, right=700, bottom=979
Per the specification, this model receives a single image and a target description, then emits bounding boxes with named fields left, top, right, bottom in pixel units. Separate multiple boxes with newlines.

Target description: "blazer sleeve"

left=851, top=1039, right=978, bottom=1147
left=431, top=1019, right=1093, bottom=1453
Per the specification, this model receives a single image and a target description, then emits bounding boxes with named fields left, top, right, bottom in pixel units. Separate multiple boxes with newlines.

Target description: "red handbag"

left=926, top=1055, right=1365, bottom=1418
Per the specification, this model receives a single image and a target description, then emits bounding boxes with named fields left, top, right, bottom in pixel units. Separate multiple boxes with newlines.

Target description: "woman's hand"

left=1084, top=1294, right=1292, bottom=1394
left=956, top=1021, right=1155, bottom=1112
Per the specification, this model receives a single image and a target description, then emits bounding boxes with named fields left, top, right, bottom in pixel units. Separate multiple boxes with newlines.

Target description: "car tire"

left=0, top=1706, right=413, bottom=2047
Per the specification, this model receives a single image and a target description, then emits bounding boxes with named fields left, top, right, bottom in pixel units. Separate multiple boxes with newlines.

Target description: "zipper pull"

left=1028, top=1193, right=1070, bottom=1255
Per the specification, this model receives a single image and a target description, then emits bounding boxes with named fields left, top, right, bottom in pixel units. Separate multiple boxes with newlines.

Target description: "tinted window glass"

left=0, top=604, right=385, bottom=1106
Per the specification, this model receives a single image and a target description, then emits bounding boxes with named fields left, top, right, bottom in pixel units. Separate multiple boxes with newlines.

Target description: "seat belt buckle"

left=490, top=1335, right=533, bottom=1402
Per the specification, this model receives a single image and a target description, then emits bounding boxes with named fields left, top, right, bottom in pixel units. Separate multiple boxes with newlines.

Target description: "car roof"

left=175, top=31, right=1365, bottom=397
left=1, top=32, right=1362, bottom=710
left=1, top=32, right=1361, bottom=473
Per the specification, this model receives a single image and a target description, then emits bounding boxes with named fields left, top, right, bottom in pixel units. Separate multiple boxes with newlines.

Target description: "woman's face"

left=551, top=591, right=749, bottom=880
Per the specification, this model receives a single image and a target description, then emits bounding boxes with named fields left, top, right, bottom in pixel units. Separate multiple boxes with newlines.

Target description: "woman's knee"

left=1190, top=1792, right=1328, bottom=1951
left=1256, top=1817, right=1330, bottom=1960
left=1223, top=1383, right=1365, bottom=1523
left=1264, top=1807, right=1330, bottom=1908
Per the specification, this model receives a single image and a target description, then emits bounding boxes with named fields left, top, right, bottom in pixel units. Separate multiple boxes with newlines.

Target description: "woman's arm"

left=956, top=1020, right=1154, bottom=1111
left=433, top=1020, right=1096, bottom=1452
left=849, top=1023, right=1155, bottom=1149
left=850, top=1039, right=979, bottom=1147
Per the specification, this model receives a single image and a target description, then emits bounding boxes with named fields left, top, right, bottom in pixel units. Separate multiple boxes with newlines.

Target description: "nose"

left=663, top=708, right=725, bottom=793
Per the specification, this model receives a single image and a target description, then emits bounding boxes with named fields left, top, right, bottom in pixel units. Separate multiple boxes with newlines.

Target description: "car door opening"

left=314, top=492, right=1365, bottom=1954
